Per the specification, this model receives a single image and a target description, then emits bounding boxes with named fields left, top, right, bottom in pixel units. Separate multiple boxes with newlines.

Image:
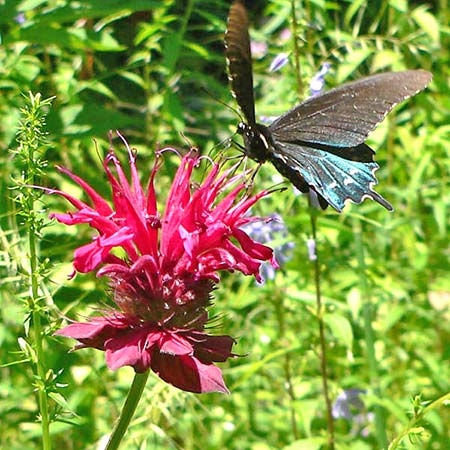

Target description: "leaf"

left=344, top=0, right=366, bottom=26
left=412, top=7, right=440, bottom=44
left=389, top=0, right=408, bottom=12
left=77, top=80, right=117, bottom=100
left=34, top=0, right=161, bottom=24
left=347, top=287, right=361, bottom=320
left=282, top=437, right=326, bottom=450
left=163, top=91, right=185, bottom=132
left=432, top=200, right=447, bottom=237
left=371, top=50, right=402, bottom=72
left=324, top=313, right=353, bottom=350
left=49, top=392, right=71, bottom=410
left=382, top=304, right=405, bottom=332
left=184, top=42, right=209, bottom=59
left=162, top=33, right=183, bottom=73
left=336, top=47, right=374, bottom=83
left=117, top=70, right=146, bottom=90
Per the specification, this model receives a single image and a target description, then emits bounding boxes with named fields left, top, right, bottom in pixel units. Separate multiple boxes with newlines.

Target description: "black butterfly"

left=225, top=0, right=432, bottom=212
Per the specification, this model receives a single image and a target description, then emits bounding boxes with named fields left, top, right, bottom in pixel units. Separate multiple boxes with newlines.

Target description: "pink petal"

left=73, top=228, right=135, bottom=272
left=191, top=334, right=235, bottom=363
left=152, top=352, right=229, bottom=394
left=56, top=165, right=113, bottom=216
left=73, top=241, right=111, bottom=272
left=159, top=332, right=193, bottom=355
left=104, top=328, right=159, bottom=372
left=232, top=227, right=274, bottom=261
left=55, top=316, right=129, bottom=349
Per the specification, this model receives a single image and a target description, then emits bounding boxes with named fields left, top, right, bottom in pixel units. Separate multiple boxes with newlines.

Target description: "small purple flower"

left=251, top=41, right=268, bottom=59
left=269, top=53, right=289, bottom=72
left=309, top=62, right=331, bottom=96
left=15, top=12, right=26, bottom=24
left=333, top=389, right=373, bottom=436
left=307, top=239, right=316, bottom=261
left=333, top=389, right=366, bottom=420
left=279, top=28, right=291, bottom=42
left=259, top=115, right=278, bottom=124
left=242, top=214, right=294, bottom=283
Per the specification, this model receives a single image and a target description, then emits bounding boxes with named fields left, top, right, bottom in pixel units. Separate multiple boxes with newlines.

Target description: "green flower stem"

left=152, top=0, right=195, bottom=144
left=273, top=290, right=299, bottom=440
left=163, top=0, right=194, bottom=75
left=29, top=232, right=51, bottom=450
left=105, top=371, right=150, bottom=450
left=388, top=392, right=450, bottom=450
left=290, top=0, right=304, bottom=98
left=309, top=206, right=335, bottom=450
left=20, top=93, right=52, bottom=450
left=353, top=217, right=388, bottom=448
left=289, top=1, right=334, bottom=445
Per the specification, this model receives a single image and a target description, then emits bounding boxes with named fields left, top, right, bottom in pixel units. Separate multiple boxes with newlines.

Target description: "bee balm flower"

left=50, top=137, right=277, bottom=393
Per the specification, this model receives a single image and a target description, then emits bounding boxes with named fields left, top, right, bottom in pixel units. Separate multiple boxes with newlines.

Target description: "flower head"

left=50, top=135, right=277, bottom=393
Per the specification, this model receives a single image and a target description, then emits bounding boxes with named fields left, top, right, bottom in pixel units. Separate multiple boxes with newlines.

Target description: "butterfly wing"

left=270, top=70, right=432, bottom=148
left=225, top=0, right=256, bottom=125
left=268, top=70, right=431, bottom=210
left=270, top=142, right=392, bottom=212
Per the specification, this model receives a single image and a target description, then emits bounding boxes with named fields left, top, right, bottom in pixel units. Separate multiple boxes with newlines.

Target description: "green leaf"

left=371, top=50, right=402, bottom=71
left=282, top=437, right=326, bottom=450
left=324, top=313, right=353, bottom=349
left=34, top=0, right=161, bottom=24
left=344, top=0, right=366, bottom=26
left=48, top=392, right=71, bottom=410
left=336, top=47, right=374, bottom=83
left=412, top=7, right=440, bottom=44
left=389, top=0, right=408, bottom=12
left=432, top=200, right=447, bottom=237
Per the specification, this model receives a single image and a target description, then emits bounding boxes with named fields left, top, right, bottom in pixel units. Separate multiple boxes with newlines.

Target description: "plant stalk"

left=290, top=0, right=304, bottom=98
left=309, top=206, right=335, bottom=450
left=388, top=392, right=450, bottom=450
left=105, top=371, right=150, bottom=450
left=29, top=231, right=52, bottom=450
left=353, top=217, right=388, bottom=448
left=20, top=93, right=52, bottom=450
left=273, top=291, right=299, bottom=439
left=289, top=1, right=334, bottom=445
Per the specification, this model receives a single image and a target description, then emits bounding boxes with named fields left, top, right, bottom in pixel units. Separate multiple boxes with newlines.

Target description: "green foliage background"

left=0, top=0, right=448, bottom=449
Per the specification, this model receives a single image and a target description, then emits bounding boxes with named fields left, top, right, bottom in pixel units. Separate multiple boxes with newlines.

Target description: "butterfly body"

left=225, top=0, right=432, bottom=212
left=237, top=121, right=274, bottom=162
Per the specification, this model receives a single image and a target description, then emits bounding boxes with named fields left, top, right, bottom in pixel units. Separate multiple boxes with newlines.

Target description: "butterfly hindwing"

left=271, top=142, right=393, bottom=212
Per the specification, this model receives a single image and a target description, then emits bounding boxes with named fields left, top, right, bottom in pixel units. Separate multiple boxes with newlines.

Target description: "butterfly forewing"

left=225, top=0, right=256, bottom=125
left=269, top=70, right=432, bottom=148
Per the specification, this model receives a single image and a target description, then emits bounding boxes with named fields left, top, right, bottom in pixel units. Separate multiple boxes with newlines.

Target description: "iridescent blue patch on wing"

left=272, top=142, right=392, bottom=212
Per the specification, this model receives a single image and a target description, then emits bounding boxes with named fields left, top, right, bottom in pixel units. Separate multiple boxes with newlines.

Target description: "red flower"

left=50, top=135, right=277, bottom=393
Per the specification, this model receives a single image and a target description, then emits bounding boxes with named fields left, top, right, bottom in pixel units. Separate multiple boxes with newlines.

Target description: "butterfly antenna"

left=205, top=129, right=246, bottom=164
left=200, top=86, right=244, bottom=122
left=179, top=131, right=201, bottom=157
